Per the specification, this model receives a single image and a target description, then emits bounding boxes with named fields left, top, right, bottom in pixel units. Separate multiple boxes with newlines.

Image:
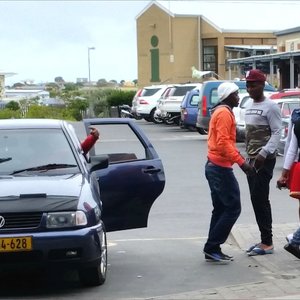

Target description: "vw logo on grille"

left=0, top=216, right=5, bottom=228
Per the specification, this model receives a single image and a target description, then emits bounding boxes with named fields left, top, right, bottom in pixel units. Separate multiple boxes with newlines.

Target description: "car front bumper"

left=0, top=223, right=104, bottom=269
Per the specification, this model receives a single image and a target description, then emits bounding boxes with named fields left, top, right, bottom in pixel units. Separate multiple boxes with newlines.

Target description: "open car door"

left=83, top=118, right=165, bottom=232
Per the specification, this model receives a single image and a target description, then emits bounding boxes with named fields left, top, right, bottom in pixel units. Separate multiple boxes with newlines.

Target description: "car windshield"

left=0, top=128, right=79, bottom=176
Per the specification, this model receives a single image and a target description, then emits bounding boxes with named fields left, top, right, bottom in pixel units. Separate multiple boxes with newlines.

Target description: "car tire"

left=79, top=226, right=107, bottom=286
left=196, top=127, right=208, bottom=135
left=151, top=109, right=163, bottom=124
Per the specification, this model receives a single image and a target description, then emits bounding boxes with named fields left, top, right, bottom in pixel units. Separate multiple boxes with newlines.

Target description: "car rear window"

left=211, top=89, right=219, bottom=105
left=173, top=86, right=197, bottom=96
left=142, top=88, right=161, bottom=97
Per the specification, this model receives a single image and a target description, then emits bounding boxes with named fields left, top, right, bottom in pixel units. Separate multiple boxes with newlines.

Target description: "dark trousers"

left=204, top=161, right=241, bottom=253
left=246, top=158, right=276, bottom=246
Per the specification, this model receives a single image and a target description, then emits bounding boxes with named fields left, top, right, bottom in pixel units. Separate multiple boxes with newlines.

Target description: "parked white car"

left=155, top=83, right=202, bottom=125
left=135, top=84, right=172, bottom=123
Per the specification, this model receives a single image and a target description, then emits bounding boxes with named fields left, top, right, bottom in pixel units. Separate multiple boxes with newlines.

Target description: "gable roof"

left=136, top=0, right=276, bottom=34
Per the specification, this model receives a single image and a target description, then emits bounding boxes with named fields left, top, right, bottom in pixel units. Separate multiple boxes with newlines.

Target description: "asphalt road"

left=0, top=119, right=297, bottom=299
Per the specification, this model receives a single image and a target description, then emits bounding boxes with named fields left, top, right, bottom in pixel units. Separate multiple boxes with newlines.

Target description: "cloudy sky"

left=1, top=0, right=300, bottom=86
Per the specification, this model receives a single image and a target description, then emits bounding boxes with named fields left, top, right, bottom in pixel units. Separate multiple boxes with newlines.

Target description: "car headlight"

left=46, top=211, right=87, bottom=228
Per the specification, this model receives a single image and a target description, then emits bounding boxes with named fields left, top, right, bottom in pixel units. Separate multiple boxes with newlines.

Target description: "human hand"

left=276, top=170, right=289, bottom=190
left=240, top=162, right=255, bottom=176
left=89, top=126, right=100, bottom=139
left=276, top=178, right=287, bottom=190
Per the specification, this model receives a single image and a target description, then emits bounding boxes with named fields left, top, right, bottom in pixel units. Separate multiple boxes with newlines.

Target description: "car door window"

left=190, top=94, right=200, bottom=106
left=86, top=124, right=145, bottom=163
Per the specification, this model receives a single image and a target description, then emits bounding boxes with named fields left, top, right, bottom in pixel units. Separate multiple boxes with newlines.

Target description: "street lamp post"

left=88, top=47, right=95, bottom=83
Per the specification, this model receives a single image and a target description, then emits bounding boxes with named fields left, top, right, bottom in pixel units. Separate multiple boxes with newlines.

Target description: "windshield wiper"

left=0, top=157, right=12, bottom=163
left=10, top=163, right=78, bottom=175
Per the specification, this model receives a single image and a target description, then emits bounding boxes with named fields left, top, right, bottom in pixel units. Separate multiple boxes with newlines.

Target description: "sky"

left=1, top=0, right=300, bottom=86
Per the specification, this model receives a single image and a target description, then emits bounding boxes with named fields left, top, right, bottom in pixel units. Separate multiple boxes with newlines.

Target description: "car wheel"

left=79, top=226, right=107, bottom=286
left=196, top=127, right=208, bottom=135
left=150, top=109, right=163, bottom=124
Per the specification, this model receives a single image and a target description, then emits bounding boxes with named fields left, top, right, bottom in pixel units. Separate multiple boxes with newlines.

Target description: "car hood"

left=0, top=174, right=84, bottom=213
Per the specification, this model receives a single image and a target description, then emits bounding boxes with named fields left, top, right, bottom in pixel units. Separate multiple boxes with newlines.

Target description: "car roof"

left=269, top=90, right=300, bottom=99
left=272, top=97, right=300, bottom=104
left=0, top=118, right=66, bottom=129
left=201, top=80, right=276, bottom=92
left=143, top=84, right=170, bottom=89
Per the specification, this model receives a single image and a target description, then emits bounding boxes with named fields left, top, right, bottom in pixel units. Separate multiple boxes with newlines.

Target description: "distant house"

left=42, top=97, right=65, bottom=107
left=4, top=89, right=50, bottom=103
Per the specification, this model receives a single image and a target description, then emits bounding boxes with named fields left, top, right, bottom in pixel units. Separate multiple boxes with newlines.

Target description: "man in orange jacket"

left=203, top=82, right=253, bottom=263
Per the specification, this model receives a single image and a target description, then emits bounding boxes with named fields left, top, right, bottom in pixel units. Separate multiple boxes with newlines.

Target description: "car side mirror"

left=89, top=155, right=109, bottom=172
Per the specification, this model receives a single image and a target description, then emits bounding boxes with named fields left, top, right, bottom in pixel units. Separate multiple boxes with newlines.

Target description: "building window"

left=203, top=46, right=217, bottom=73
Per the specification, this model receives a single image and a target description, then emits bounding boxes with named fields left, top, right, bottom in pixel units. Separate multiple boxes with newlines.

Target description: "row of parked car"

left=131, top=83, right=202, bottom=125
left=131, top=81, right=300, bottom=154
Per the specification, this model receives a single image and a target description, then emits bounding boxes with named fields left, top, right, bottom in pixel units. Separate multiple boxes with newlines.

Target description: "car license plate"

left=0, top=237, right=32, bottom=252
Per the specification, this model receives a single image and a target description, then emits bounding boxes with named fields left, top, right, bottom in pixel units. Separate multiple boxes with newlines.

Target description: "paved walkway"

left=147, top=223, right=300, bottom=299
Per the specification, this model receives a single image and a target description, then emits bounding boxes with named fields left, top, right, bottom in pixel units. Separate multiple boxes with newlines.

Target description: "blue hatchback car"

left=0, top=118, right=165, bottom=287
left=180, top=89, right=200, bottom=131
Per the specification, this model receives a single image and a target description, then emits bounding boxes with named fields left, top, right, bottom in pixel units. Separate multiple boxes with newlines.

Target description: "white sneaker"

left=286, top=233, right=294, bottom=243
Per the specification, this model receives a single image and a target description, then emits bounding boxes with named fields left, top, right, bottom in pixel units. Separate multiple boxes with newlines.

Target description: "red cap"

left=245, top=69, right=266, bottom=82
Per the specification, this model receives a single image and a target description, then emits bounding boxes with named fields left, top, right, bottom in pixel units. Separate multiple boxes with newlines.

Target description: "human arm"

left=80, top=127, right=100, bottom=155
left=214, top=108, right=252, bottom=172
left=254, top=102, right=282, bottom=170
left=259, top=102, right=282, bottom=159
left=277, top=130, right=298, bottom=189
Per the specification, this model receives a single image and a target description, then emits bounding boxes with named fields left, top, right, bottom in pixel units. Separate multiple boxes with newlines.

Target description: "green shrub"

left=106, top=90, right=136, bottom=107
left=0, top=109, right=21, bottom=119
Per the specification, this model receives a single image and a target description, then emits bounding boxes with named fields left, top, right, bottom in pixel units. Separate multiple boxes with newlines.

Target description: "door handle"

left=142, top=167, right=161, bottom=174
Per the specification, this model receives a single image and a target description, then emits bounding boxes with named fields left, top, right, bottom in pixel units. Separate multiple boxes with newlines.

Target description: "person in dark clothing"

left=244, top=69, right=282, bottom=256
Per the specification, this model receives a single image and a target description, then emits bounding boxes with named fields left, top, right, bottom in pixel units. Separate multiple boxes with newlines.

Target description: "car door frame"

left=83, top=118, right=165, bottom=232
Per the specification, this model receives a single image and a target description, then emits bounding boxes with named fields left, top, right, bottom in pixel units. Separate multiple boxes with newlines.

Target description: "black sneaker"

left=284, top=243, right=300, bottom=259
left=204, top=251, right=232, bottom=264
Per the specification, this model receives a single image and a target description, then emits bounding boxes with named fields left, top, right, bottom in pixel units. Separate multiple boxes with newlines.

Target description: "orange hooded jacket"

left=207, top=105, right=245, bottom=168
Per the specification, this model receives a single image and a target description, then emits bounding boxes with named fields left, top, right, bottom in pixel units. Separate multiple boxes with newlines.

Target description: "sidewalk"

left=149, top=223, right=300, bottom=300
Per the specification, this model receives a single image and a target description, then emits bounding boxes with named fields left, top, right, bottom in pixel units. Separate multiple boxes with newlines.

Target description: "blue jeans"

left=292, top=228, right=300, bottom=245
left=203, top=161, right=241, bottom=253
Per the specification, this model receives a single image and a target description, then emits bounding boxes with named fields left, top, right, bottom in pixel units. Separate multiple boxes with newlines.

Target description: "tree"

left=55, top=76, right=65, bottom=83
left=5, top=101, right=19, bottom=111
left=12, top=82, right=25, bottom=88
left=97, top=78, right=107, bottom=87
